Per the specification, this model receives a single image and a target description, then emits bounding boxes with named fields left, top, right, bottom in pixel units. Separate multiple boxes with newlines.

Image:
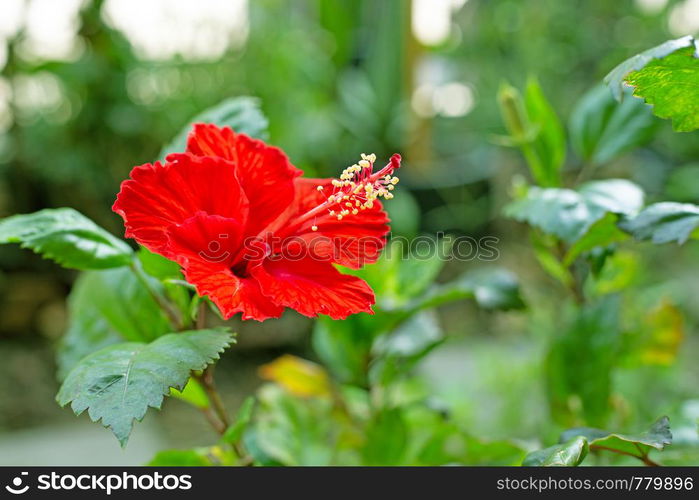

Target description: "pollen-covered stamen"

left=276, top=153, right=401, bottom=237
left=323, top=153, right=401, bottom=222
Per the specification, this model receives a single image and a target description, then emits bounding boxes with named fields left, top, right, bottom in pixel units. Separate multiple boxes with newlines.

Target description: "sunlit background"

left=1, top=0, right=699, bottom=465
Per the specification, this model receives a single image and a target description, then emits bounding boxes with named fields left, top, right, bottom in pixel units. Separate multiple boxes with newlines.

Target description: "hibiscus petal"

left=113, top=154, right=248, bottom=255
left=167, top=212, right=245, bottom=268
left=182, top=261, right=284, bottom=321
left=252, top=258, right=375, bottom=319
left=284, top=178, right=389, bottom=269
left=182, top=123, right=302, bottom=236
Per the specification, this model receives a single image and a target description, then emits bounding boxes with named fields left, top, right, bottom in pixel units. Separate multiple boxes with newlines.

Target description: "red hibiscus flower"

left=113, top=124, right=401, bottom=321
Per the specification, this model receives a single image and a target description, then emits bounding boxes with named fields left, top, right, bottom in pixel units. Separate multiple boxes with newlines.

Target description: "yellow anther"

left=329, top=210, right=335, bottom=216
left=391, top=177, right=399, bottom=185
left=358, top=159, right=370, bottom=168
left=337, top=214, right=343, bottom=220
left=388, top=184, right=395, bottom=191
left=311, top=225, right=318, bottom=231
left=316, top=185, right=324, bottom=191
left=352, top=209, right=358, bottom=215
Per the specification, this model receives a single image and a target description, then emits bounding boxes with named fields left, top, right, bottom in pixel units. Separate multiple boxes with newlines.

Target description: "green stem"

left=129, top=259, right=184, bottom=330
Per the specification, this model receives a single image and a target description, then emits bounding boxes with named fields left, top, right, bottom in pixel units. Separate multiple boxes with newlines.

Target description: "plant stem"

left=129, top=259, right=184, bottom=330
left=196, top=365, right=230, bottom=429
left=590, top=444, right=660, bottom=466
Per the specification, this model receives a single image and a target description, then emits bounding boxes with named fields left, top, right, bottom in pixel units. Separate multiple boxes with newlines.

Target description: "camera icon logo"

left=5, top=472, right=29, bottom=495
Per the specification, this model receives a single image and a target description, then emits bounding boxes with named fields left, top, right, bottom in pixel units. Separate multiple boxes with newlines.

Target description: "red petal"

left=182, top=124, right=302, bottom=236
left=182, top=261, right=283, bottom=321
left=285, top=178, right=390, bottom=269
left=252, top=258, right=375, bottom=319
left=166, top=212, right=245, bottom=268
left=112, top=154, right=248, bottom=256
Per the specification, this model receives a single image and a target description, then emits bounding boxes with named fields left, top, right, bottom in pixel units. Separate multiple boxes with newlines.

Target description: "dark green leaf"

left=560, top=416, right=672, bottom=463
left=522, top=436, right=589, bottom=466
left=57, top=328, right=234, bottom=446
left=57, top=268, right=173, bottom=379
left=620, top=202, right=699, bottom=244
left=159, top=97, right=269, bottom=159
left=569, top=84, right=656, bottom=165
left=0, top=208, right=133, bottom=269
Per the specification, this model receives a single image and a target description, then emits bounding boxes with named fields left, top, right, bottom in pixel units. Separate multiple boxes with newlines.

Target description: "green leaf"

left=604, top=36, right=699, bottom=131
left=497, top=80, right=564, bottom=186
left=170, top=378, right=210, bottom=409
left=506, top=187, right=604, bottom=242
left=522, top=436, right=589, bottom=466
left=620, top=202, right=699, bottom=244
left=250, top=384, right=335, bottom=465
left=564, top=213, right=629, bottom=266
left=159, top=96, right=269, bottom=159
left=148, top=446, right=236, bottom=466
left=546, top=297, right=621, bottom=426
left=505, top=180, right=644, bottom=243
left=524, top=77, right=566, bottom=186
left=605, top=36, right=697, bottom=100
left=137, top=247, right=181, bottom=280
left=560, top=416, right=672, bottom=464
left=569, top=84, right=656, bottom=165
left=221, top=397, right=256, bottom=445
left=370, top=311, right=444, bottom=386
left=410, top=267, right=526, bottom=312
left=57, top=268, right=173, bottom=379
left=57, top=328, right=234, bottom=446
left=362, top=408, right=408, bottom=465
left=0, top=208, right=133, bottom=270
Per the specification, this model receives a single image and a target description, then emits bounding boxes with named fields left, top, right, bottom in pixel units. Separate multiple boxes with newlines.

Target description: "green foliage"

left=221, top=397, right=256, bottom=445
left=546, top=297, right=621, bottom=426
left=605, top=36, right=699, bottom=132
left=505, top=179, right=644, bottom=243
left=0, top=208, right=133, bottom=270
left=57, top=328, right=234, bottom=446
left=159, top=97, right=269, bottom=159
left=148, top=446, right=237, bottom=466
left=568, top=85, right=656, bottom=165
left=522, top=436, right=589, bottom=466
left=620, top=202, right=699, bottom=245
left=497, top=80, right=564, bottom=186
left=560, top=416, right=672, bottom=465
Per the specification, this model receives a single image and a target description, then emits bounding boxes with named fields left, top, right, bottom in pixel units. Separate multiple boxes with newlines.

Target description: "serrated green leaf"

left=569, top=84, right=656, bottom=165
left=0, top=208, right=133, bottom=269
left=57, top=328, right=234, bottom=446
left=159, top=96, right=268, bottom=159
left=604, top=36, right=699, bottom=132
left=560, top=416, right=672, bottom=464
left=605, top=36, right=696, bottom=100
left=57, top=268, right=173, bottom=379
left=522, top=436, right=589, bottom=466
left=620, top=202, right=699, bottom=244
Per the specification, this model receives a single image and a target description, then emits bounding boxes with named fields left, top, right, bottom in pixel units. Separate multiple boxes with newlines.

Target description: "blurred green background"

left=1, top=0, right=699, bottom=464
